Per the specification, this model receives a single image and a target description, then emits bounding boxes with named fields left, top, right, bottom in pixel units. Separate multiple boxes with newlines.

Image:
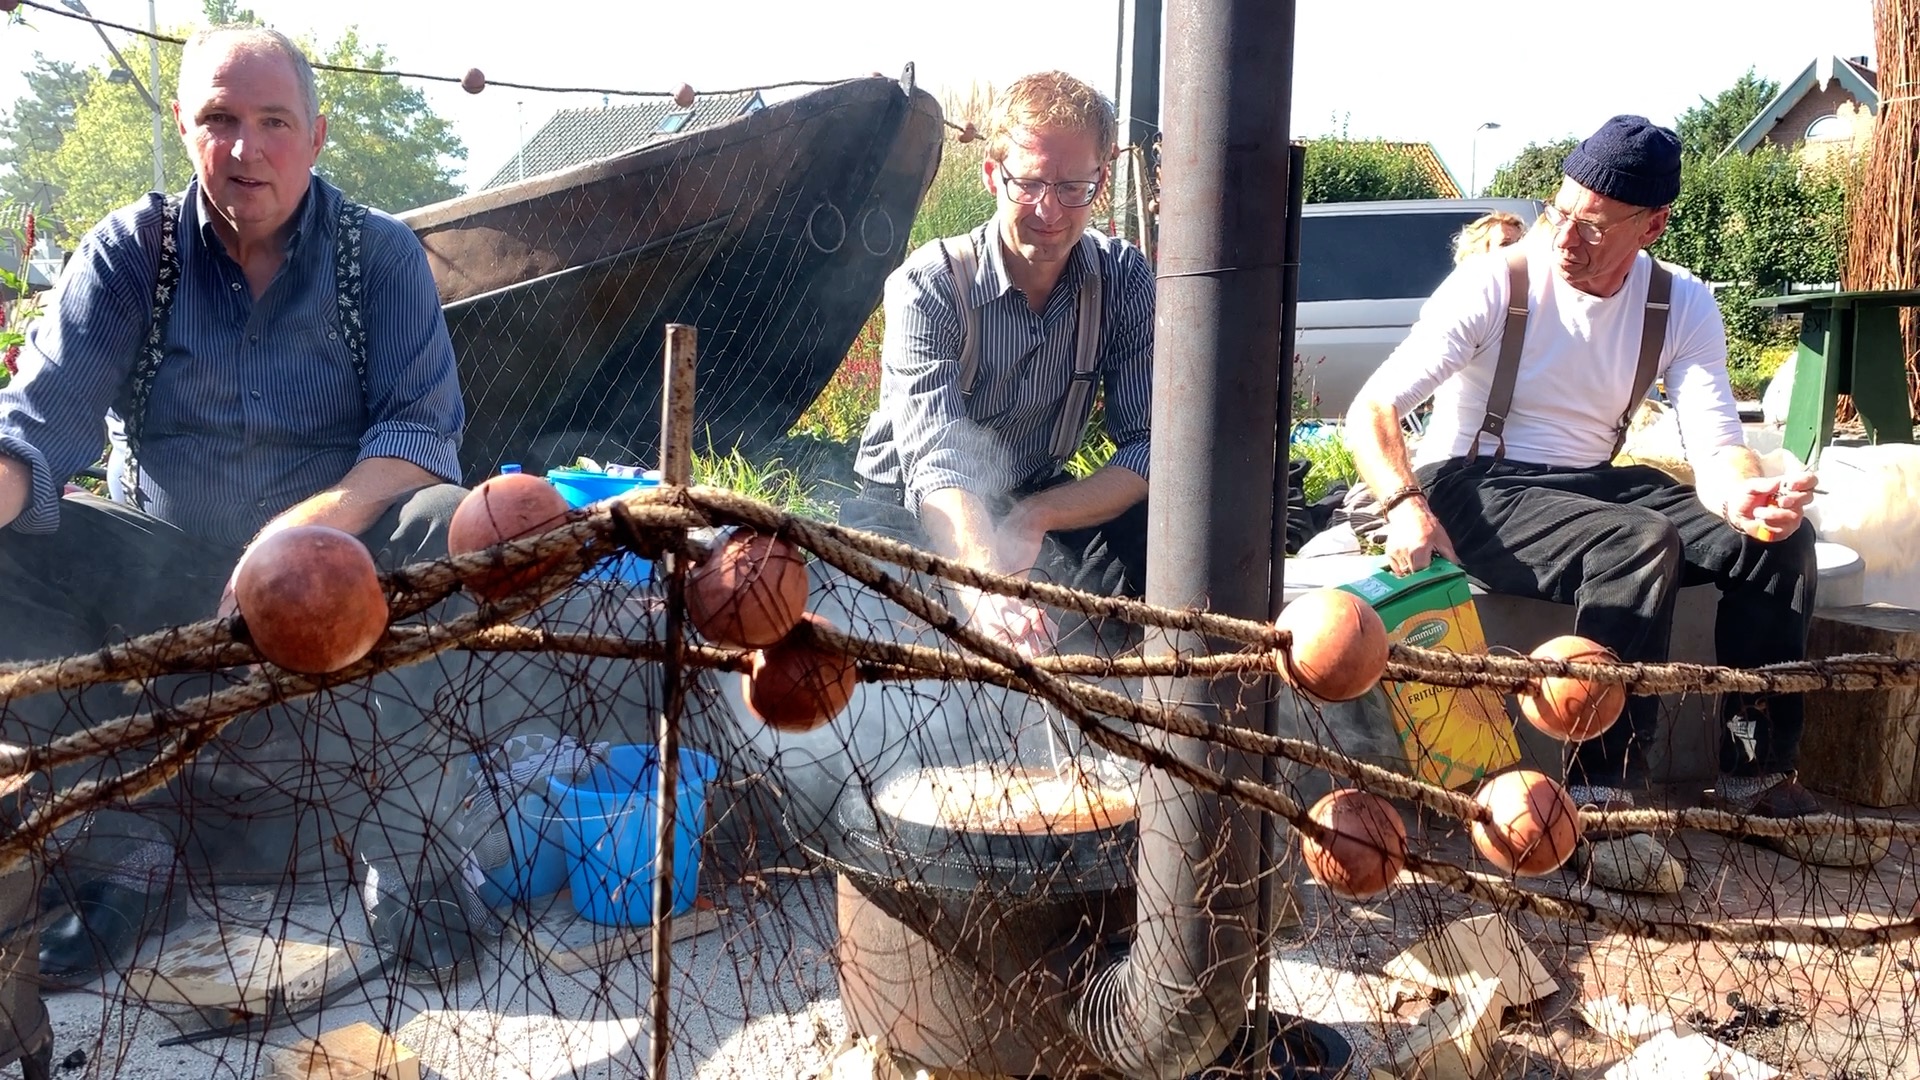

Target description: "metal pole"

left=649, top=323, right=698, bottom=1080
left=1113, top=0, right=1163, bottom=246
left=1257, top=137, right=1307, bottom=1067
left=148, top=0, right=164, bottom=191
left=1137, top=0, right=1293, bottom=1068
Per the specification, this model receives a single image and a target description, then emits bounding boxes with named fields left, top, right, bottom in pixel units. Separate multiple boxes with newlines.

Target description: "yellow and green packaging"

left=1338, top=558, right=1520, bottom=789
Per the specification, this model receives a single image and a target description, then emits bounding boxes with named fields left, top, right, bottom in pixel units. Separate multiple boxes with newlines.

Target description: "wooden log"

left=1800, top=604, right=1920, bottom=807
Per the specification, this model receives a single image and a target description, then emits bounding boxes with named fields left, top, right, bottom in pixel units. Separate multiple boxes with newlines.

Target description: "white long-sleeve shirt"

left=1360, top=233, right=1745, bottom=470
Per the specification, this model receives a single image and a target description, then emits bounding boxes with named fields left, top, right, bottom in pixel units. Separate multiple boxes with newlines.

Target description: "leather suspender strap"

left=1046, top=233, right=1105, bottom=468
left=1469, top=247, right=1531, bottom=462
left=940, top=233, right=982, bottom=397
left=1613, top=262, right=1673, bottom=458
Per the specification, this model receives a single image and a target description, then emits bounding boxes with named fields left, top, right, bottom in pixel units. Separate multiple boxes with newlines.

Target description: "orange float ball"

left=448, top=473, right=573, bottom=599
left=1519, top=635, right=1625, bottom=742
left=460, top=68, right=486, bottom=94
left=686, top=530, right=809, bottom=648
left=1471, top=769, right=1580, bottom=876
left=742, top=613, right=857, bottom=733
left=234, top=526, right=388, bottom=674
left=1274, top=588, right=1389, bottom=701
left=673, top=82, right=696, bottom=109
left=1302, top=789, right=1407, bottom=900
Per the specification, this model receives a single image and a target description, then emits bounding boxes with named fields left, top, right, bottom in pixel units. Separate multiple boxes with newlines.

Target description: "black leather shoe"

left=38, top=881, right=180, bottom=990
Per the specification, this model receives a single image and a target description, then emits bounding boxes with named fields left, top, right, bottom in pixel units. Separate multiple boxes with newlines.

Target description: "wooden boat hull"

left=402, top=76, right=944, bottom=482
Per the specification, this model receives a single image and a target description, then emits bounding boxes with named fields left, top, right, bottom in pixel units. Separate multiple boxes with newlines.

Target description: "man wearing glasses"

left=852, top=71, right=1154, bottom=656
left=1347, top=115, right=1843, bottom=891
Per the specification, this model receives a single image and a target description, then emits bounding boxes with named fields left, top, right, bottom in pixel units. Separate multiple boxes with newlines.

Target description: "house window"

left=656, top=110, right=693, bottom=134
left=1806, top=113, right=1850, bottom=140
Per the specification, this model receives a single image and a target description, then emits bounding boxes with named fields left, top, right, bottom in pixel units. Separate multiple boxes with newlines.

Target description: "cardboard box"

left=1341, top=559, right=1521, bottom=789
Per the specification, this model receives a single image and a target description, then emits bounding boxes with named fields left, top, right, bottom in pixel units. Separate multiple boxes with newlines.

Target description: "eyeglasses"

left=1541, top=203, right=1649, bottom=245
left=999, top=173, right=1103, bottom=208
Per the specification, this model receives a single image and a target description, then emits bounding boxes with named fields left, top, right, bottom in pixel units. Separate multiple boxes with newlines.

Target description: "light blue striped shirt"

left=854, top=222, right=1155, bottom=515
left=0, top=175, right=463, bottom=548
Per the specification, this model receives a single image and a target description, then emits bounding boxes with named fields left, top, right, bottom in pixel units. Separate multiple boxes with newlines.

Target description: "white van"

left=1293, top=198, right=1544, bottom=419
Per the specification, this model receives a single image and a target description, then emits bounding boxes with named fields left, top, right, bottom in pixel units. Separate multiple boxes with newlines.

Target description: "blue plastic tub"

left=545, top=468, right=660, bottom=585
left=547, top=744, right=719, bottom=926
left=476, top=795, right=570, bottom=907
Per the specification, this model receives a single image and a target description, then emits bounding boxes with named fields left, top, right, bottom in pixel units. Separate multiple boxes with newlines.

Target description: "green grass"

left=1293, top=427, right=1359, bottom=504
left=693, top=448, right=833, bottom=520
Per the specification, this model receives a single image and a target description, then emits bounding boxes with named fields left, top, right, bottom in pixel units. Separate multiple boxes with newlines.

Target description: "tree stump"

left=1801, top=604, right=1920, bottom=807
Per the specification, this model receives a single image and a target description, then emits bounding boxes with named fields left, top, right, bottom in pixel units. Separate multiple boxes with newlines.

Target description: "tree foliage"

left=0, top=56, right=89, bottom=216
left=1655, top=146, right=1852, bottom=354
left=1674, top=68, right=1778, bottom=161
left=3, top=21, right=465, bottom=244
left=1484, top=138, right=1577, bottom=202
left=311, top=30, right=464, bottom=215
left=1300, top=135, right=1439, bottom=203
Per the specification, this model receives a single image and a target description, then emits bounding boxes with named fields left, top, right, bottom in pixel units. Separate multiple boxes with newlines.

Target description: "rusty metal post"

left=650, top=322, right=698, bottom=1080
left=1067, top=0, right=1297, bottom=1073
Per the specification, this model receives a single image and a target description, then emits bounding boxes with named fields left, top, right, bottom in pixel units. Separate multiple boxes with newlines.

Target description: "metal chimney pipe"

left=1067, top=0, right=1296, bottom=1075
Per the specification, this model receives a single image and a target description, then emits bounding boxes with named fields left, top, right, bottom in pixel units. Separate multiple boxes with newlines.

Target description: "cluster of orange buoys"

left=1279, top=588, right=1621, bottom=899
left=231, top=487, right=1621, bottom=895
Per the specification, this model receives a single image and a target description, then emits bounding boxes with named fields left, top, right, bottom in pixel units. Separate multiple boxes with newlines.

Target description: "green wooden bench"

left=1750, top=288, right=1920, bottom=466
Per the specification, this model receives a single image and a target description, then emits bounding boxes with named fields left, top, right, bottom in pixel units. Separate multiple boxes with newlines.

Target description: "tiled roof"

left=1377, top=141, right=1464, bottom=199
left=483, top=89, right=764, bottom=190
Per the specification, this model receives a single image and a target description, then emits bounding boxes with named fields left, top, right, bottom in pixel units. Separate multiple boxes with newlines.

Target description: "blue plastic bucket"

left=548, top=745, right=719, bottom=926
left=544, top=468, right=660, bottom=585
left=477, top=795, right=570, bottom=907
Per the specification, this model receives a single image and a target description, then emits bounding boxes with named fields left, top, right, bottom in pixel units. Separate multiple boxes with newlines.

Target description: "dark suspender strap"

left=940, top=232, right=982, bottom=397
left=1469, top=247, right=1530, bottom=462
left=1613, top=262, right=1672, bottom=458
left=334, top=200, right=370, bottom=396
left=125, top=195, right=369, bottom=504
left=123, top=194, right=182, bottom=508
left=1047, top=233, right=1105, bottom=469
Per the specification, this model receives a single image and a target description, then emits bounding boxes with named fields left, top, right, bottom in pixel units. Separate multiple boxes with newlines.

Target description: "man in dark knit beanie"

left=1344, top=114, right=1853, bottom=893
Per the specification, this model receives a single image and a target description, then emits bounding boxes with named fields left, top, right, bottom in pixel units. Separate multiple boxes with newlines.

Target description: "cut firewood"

left=269, top=1021, right=419, bottom=1080
left=1382, top=913, right=1557, bottom=1009
left=1372, top=978, right=1503, bottom=1080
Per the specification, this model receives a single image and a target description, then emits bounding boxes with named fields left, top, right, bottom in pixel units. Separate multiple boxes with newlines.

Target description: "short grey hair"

left=179, top=26, right=320, bottom=125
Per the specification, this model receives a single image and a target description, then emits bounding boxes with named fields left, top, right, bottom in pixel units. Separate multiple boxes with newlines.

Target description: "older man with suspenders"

left=1348, top=116, right=1848, bottom=893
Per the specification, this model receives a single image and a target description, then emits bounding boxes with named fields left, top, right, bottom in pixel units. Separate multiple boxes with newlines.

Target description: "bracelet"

left=1379, top=484, right=1427, bottom=515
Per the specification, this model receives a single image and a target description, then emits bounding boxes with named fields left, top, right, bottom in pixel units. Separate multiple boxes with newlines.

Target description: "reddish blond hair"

left=985, top=71, right=1117, bottom=163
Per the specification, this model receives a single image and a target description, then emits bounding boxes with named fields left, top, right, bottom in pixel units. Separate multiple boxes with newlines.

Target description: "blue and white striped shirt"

left=854, top=222, right=1155, bottom=515
left=0, top=175, right=463, bottom=548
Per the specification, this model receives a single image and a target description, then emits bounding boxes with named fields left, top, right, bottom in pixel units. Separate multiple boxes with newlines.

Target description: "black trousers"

left=1417, top=458, right=1817, bottom=783
left=0, top=486, right=467, bottom=884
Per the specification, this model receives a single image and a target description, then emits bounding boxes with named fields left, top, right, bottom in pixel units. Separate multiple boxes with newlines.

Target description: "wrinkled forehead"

left=1553, top=177, right=1641, bottom=220
left=178, top=42, right=302, bottom=110
left=996, top=125, right=1104, bottom=176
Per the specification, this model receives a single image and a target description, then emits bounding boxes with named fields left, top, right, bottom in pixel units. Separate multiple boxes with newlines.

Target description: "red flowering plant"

left=0, top=206, right=41, bottom=389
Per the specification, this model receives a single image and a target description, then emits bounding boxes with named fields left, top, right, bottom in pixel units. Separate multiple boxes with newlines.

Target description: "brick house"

left=1720, top=55, right=1878, bottom=165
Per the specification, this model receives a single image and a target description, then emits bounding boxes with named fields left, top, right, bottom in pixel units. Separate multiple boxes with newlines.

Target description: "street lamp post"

left=1470, top=120, right=1501, bottom=198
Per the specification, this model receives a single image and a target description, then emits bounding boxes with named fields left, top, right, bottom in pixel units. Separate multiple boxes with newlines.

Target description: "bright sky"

left=0, top=0, right=1880, bottom=195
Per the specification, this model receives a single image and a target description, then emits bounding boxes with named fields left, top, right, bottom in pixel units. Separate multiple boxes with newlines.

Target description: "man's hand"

left=1723, top=470, right=1817, bottom=542
left=959, top=587, right=1057, bottom=658
left=1383, top=498, right=1459, bottom=576
left=994, top=504, right=1050, bottom=580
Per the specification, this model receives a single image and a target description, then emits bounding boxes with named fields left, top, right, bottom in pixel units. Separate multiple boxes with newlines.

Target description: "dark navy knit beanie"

left=1562, top=115, right=1682, bottom=208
